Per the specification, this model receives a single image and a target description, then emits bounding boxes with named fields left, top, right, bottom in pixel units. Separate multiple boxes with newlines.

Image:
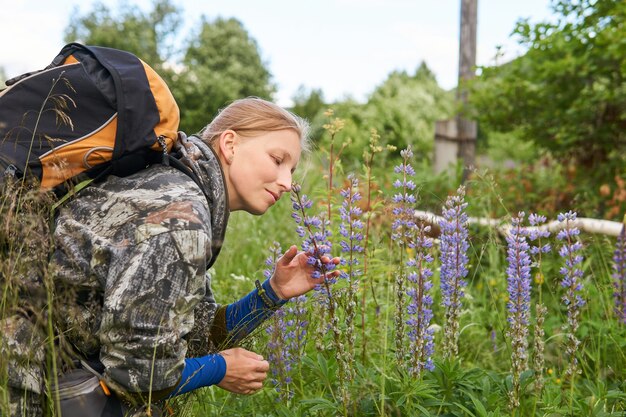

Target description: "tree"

left=469, top=0, right=626, bottom=182
left=65, top=0, right=182, bottom=72
left=176, top=17, right=274, bottom=133
left=362, top=62, right=454, bottom=155
left=291, top=86, right=326, bottom=124
left=314, top=62, right=453, bottom=167
left=289, top=86, right=327, bottom=142
left=64, top=2, right=275, bottom=134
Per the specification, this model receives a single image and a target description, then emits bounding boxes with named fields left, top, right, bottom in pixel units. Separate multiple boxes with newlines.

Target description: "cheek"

left=231, top=158, right=266, bottom=187
left=232, top=151, right=277, bottom=185
left=254, top=158, right=279, bottom=181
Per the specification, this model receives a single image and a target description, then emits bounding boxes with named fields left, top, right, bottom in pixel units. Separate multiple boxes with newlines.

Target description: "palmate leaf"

left=466, top=391, right=489, bottom=417
left=452, top=401, right=477, bottom=417
left=301, top=354, right=337, bottom=388
left=299, top=398, right=340, bottom=413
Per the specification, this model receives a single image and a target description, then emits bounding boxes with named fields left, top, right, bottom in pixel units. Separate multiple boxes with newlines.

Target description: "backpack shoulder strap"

left=168, top=133, right=213, bottom=204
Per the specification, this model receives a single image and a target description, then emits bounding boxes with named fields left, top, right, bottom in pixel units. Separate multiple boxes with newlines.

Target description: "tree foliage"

left=65, top=0, right=182, bottom=71
left=362, top=62, right=454, bottom=154
left=324, top=62, right=454, bottom=165
left=470, top=0, right=626, bottom=180
left=291, top=87, right=326, bottom=125
left=176, top=17, right=274, bottom=133
left=64, top=0, right=274, bottom=134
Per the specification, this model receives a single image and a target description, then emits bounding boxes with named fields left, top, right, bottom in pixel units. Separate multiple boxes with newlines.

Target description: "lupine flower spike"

left=505, top=212, right=532, bottom=410
left=338, top=174, right=364, bottom=380
left=557, top=211, right=585, bottom=382
left=265, top=242, right=295, bottom=400
left=391, top=146, right=417, bottom=364
left=405, top=222, right=435, bottom=378
left=290, top=183, right=334, bottom=282
left=360, top=128, right=391, bottom=362
left=322, top=109, right=347, bottom=221
left=290, top=183, right=335, bottom=350
left=439, top=186, right=469, bottom=359
left=527, top=213, right=551, bottom=394
left=267, top=293, right=308, bottom=402
left=291, top=182, right=351, bottom=407
left=612, top=216, right=626, bottom=324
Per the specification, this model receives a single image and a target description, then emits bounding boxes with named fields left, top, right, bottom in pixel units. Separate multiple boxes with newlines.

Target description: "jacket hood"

left=174, top=133, right=229, bottom=267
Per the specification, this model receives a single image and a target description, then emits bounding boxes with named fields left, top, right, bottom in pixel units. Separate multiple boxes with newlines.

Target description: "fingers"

left=235, top=369, right=267, bottom=395
left=232, top=348, right=269, bottom=370
left=242, top=381, right=264, bottom=395
left=256, top=360, right=270, bottom=372
left=320, top=255, right=341, bottom=265
left=217, top=348, right=270, bottom=395
left=279, top=245, right=299, bottom=264
left=238, top=348, right=264, bottom=361
left=285, top=243, right=341, bottom=266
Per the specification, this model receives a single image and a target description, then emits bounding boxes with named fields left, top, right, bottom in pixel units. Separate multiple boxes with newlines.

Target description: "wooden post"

left=457, top=0, right=478, bottom=180
left=457, top=0, right=478, bottom=104
left=434, top=0, right=478, bottom=179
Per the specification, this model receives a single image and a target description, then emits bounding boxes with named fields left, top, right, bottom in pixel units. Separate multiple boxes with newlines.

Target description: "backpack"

left=0, top=42, right=180, bottom=191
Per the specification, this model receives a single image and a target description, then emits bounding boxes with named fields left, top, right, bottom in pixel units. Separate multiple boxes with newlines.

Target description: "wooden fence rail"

left=414, top=210, right=624, bottom=238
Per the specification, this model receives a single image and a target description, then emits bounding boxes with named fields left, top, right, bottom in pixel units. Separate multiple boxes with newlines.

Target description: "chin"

left=246, top=206, right=269, bottom=216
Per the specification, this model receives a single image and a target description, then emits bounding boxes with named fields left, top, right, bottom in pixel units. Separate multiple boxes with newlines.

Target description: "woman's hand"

left=217, top=348, right=269, bottom=395
left=269, top=245, right=340, bottom=300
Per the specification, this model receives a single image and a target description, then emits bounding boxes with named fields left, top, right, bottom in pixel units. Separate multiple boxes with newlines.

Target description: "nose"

left=277, top=168, right=292, bottom=192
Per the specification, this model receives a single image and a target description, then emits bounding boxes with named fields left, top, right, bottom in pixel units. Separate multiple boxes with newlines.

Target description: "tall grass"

left=193, top=126, right=626, bottom=416
left=0, top=178, right=63, bottom=416
left=2, top=107, right=626, bottom=416
left=1, top=73, right=83, bottom=416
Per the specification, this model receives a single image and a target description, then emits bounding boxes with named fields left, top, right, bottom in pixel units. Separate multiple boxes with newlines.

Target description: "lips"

left=267, top=190, right=279, bottom=203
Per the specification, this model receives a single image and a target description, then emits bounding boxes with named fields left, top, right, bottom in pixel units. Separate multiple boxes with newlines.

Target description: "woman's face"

left=227, top=129, right=302, bottom=215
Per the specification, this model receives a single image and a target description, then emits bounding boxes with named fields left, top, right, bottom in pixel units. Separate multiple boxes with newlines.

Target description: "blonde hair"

left=201, top=97, right=310, bottom=152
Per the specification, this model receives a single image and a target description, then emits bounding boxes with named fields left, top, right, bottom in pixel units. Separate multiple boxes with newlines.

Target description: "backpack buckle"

left=4, top=164, right=17, bottom=177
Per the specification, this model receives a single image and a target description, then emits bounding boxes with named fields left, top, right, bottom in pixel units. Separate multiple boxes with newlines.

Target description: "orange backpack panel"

left=0, top=43, right=180, bottom=190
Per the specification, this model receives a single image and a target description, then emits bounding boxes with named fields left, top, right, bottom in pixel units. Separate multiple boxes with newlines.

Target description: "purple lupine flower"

left=264, top=243, right=295, bottom=400
left=290, top=182, right=335, bottom=285
left=490, top=329, right=498, bottom=352
left=528, top=213, right=552, bottom=257
left=557, top=211, right=585, bottom=380
left=613, top=224, right=626, bottom=324
left=267, top=294, right=309, bottom=401
left=527, top=212, right=550, bottom=395
left=338, top=174, right=364, bottom=380
left=391, top=147, right=417, bottom=363
left=505, top=212, right=532, bottom=409
left=439, top=185, right=469, bottom=359
left=405, top=223, right=435, bottom=378
left=291, top=182, right=334, bottom=352
left=287, top=295, right=309, bottom=355
left=267, top=307, right=292, bottom=400
left=391, top=148, right=417, bottom=243
left=527, top=212, right=551, bottom=286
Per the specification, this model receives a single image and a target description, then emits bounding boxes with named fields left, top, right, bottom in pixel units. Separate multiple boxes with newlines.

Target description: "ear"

left=217, top=130, right=237, bottom=165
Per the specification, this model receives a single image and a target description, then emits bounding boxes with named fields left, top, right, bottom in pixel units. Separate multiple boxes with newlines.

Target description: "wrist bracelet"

left=255, top=279, right=277, bottom=309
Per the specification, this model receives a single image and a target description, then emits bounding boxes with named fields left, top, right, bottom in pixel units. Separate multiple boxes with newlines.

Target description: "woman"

left=43, top=97, right=339, bottom=415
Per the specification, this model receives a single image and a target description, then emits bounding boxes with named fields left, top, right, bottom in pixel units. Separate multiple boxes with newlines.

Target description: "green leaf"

left=453, top=401, right=477, bottom=417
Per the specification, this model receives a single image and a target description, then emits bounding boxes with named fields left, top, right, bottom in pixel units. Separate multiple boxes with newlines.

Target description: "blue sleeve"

left=167, top=354, right=226, bottom=397
left=168, top=280, right=285, bottom=397
left=226, top=279, right=287, bottom=342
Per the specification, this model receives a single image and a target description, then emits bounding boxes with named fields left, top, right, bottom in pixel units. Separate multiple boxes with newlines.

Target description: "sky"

left=0, top=0, right=557, bottom=106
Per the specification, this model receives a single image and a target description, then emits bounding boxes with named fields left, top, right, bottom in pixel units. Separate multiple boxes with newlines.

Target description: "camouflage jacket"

left=51, top=135, right=230, bottom=399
